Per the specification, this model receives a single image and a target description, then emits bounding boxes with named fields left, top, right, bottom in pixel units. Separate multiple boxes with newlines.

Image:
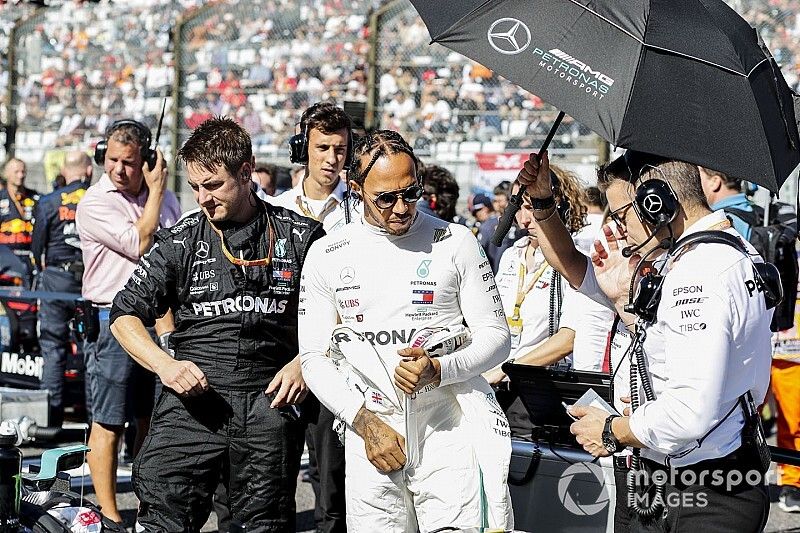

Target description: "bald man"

left=0, top=158, right=39, bottom=267
left=32, top=151, right=92, bottom=426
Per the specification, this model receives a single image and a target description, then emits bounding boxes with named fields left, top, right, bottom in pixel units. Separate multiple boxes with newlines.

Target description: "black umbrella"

left=409, top=0, right=800, bottom=192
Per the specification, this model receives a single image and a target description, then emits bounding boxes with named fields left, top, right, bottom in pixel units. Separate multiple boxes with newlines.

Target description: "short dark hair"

left=493, top=184, right=509, bottom=197
left=422, top=165, right=459, bottom=221
left=699, top=166, right=742, bottom=192
left=585, top=186, right=606, bottom=208
left=598, top=151, right=708, bottom=209
left=351, top=130, right=417, bottom=186
left=254, top=164, right=276, bottom=177
left=178, top=116, right=252, bottom=177
left=301, top=101, right=352, bottom=136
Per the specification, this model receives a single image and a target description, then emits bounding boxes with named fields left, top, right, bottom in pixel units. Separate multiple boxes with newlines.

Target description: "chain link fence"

left=0, top=0, right=797, bottom=200
left=4, top=0, right=188, bottom=193
left=0, top=3, right=39, bottom=167
left=369, top=0, right=604, bottom=192
left=173, top=0, right=376, bottom=205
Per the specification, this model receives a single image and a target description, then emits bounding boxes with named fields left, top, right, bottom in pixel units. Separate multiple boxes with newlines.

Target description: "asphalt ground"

left=20, top=435, right=800, bottom=532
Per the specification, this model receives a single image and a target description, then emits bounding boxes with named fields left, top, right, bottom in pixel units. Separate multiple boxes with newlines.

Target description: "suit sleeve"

left=437, top=231, right=511, bottom=386
left=109, top=236, right=175, bottom=327
left=30, top=198, right=49, bottom=271
left=299, top=241, right=365, bottom=427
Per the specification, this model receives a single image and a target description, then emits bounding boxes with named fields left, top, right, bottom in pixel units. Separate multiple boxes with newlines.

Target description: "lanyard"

left=209, top=214, right=275, bottom=268
left=295, top=195, right=339, bottom=222
left=510, top=253, right=550, bottom=321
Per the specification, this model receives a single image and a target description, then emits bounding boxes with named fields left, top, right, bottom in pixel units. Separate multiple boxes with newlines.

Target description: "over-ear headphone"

left=633, top=179, right=679, bottom=226
left=623, top=151, right=680, bottom=227
left=94, top=119, right=156, bottom=170
left=289, top=104, right=354, bottom=170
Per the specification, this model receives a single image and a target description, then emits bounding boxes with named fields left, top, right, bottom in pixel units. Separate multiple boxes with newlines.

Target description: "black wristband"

left=530, top=195, right=556, bottom=210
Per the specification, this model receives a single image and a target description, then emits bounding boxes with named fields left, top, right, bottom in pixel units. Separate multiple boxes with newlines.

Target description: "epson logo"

left=192, top=296, right=288, bottom=317
left=1, top=352, right=43, bottom=379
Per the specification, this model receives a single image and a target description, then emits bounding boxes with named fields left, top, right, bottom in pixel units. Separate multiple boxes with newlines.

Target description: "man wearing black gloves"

left=110, top=117, right=324, bottom=531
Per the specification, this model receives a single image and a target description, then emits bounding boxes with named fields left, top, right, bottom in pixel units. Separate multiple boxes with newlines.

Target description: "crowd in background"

left=2, top=0, right=797, bottom=168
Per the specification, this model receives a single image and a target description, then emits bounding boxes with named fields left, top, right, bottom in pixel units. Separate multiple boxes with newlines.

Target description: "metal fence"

left=0, top=0, right=797, bottom=200
left=3, top=0, right=187, bottom=192
left=173, top=0, right=375, bottom=204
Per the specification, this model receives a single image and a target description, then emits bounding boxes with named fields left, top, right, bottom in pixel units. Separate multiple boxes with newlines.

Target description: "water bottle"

left=0, top=421, right=21, bottom=532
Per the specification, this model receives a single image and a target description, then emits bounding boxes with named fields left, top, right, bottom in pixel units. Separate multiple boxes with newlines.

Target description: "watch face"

left=602, top=436, right=617, bottom=453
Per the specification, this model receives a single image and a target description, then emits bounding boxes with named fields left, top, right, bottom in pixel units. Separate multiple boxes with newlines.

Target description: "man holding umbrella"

left=516, top=149, right=773, bottom=531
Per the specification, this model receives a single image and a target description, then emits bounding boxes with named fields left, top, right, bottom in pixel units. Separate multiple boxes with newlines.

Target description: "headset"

left=94, top=119, right=157, bottom=170
left=626, top=230, right=783, bottom=323
left=289, top=104, right=354, bottom=170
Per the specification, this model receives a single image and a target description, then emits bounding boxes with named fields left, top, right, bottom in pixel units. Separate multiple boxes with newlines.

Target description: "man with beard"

left=110, top=117, right=324, bottom=530
left=299, top=130, right=513, bottom=532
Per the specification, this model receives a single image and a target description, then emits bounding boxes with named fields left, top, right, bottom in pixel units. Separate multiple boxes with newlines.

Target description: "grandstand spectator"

left=0, top=157, right=39, bottom=277
left=493, top=181, right=510, bottom=216
left=31, top=150, right=92, bottom=427
left=76, top=120, right=180, bottom=523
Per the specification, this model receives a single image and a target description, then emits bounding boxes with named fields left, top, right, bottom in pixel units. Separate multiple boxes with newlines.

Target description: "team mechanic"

left=299, top=130, right=513, bottom=532
left=517, top=150, right=773, bottom=531
left=110, top=117, right=325, bottom=531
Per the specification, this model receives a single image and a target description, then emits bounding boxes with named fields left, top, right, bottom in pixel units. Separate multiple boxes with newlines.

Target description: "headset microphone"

left=622, top=231, right=660, bottom=258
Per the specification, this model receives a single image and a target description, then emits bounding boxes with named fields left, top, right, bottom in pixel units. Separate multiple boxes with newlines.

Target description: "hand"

left=568, top=405, right=611, bottom=458
left=620, top=396, right=632, bottom=416
left=142, top=148, right=167, bottom=194
left=158, top=359, right=208, bottom=397
left=394, top=347, right=441, bottom=394
left=353, top=407, right=407, bottom=473
left=591, top=224, right=640, bottom=304
left=516, top=150, right=552, bottom=200
left=483, top=366, right=507, bottom=386
left=265, top=356, right=308, bottom=408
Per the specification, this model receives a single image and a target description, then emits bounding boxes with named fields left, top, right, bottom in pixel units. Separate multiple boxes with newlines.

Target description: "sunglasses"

left=369, top=184, right=424, bottom=210
left=609, top=202, right=633, bottom=228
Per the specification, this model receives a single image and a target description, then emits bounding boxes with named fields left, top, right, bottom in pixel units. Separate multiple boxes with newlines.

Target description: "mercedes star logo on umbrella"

left=409, top=0, right=800, bottom=192
left=487, top=18, right=531, bottom=55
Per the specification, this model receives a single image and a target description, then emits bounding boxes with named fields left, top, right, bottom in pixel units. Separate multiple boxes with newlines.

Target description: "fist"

left=394, top=347, right=441, bottom=394
left=159, top=359, right=208, bottom=397
left=516, top=151, right=552, bottom=200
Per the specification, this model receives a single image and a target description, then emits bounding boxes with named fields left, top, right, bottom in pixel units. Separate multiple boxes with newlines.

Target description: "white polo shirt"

left=579, top=211, right=773, bottom=466
left=495, top=237, right=572, bottom=361
left=268, top=178, right=359, bottom=233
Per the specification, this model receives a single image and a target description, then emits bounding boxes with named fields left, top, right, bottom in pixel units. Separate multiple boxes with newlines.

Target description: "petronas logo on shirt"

left=417, top=260, right=432, bottom=278
left=275, top=238, right=287, bottom=258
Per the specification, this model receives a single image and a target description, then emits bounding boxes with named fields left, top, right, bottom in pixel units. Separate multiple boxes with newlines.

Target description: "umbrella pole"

left=491, top=111, right=566, bottom=246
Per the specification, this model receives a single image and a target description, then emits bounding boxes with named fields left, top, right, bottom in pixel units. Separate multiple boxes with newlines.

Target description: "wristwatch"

left=602, top=414, right=622, bottom=454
